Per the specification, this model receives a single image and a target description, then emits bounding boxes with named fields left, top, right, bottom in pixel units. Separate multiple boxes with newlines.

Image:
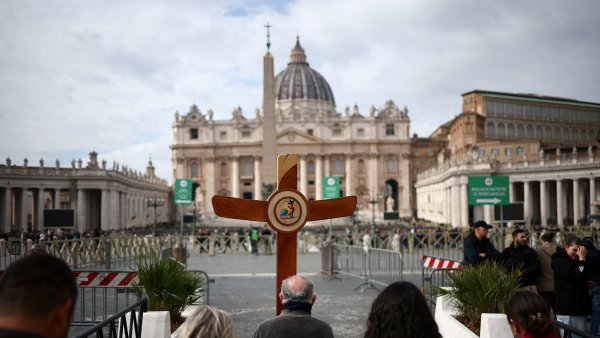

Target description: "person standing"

left=252, top=275, right=333, bottom=338
left=536, top=232, right=558, bottom=312
left=502, top=229, right=540, bottom=292
left=582, top=237, right=600, bottom=336
left=551, top=235, right=590, bottom=336
left=463, top=220, right=501, bottom=266
left=250, top=226, right=259, bottom=255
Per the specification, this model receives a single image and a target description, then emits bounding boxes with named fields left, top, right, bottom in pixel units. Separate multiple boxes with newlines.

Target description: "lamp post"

left=365, top=191, right=381, bottom=230
left=146, top=194, right=164, bottom=236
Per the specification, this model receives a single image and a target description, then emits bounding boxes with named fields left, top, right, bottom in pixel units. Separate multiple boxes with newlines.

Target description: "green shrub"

left=440, top=260, right=519, bottom=334
left=135, top=256, right=203, bottom=322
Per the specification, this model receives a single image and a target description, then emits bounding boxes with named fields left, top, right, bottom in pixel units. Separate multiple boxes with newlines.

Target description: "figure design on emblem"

left=279, top=199, right=296, bottom=219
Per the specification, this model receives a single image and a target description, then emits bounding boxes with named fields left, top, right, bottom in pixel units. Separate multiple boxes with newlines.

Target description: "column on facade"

left=460, top=182, right=468, bottom=227
left=324, top=155, right=331, bottom=178
left=510, top=182, right=517, bottom=202
left=315, top=156, right=323, bottom=200
left=77, top=188, right=87, bottom=233
left=368, top=154, right=378, bottom=196
left=450, top=183, right=460, bottom=228
left=109, top=189, right=119, bottom=230
left=446, top=186, right=452, bottom=225
left=176, top=158, right=185, bottom=179
left=591, top=177, right=597, bottom=216
left=119, top=192, right=125, bottom=230
left=101, top=189, right=109, bottom=230
left=54, top=189, right=61, bottom=208
left=1, top=188, right=11, bottom=233
left=18, top=188, right=28, bottom=231
left=573, top=179, right=580, bottom=224
left=556, top=180, right=564, bottom=227
left=483, top=205, right=494, bottom=226
left=299, top=155, right=308, bottom=196
left=205, top=157, right=215, bottom=214
left=35, top=188, right=45, bottom=229
left=344, top=155, right=352, bottom=197
left=254, top=157, right=262, bottom=200
left=231, top=156, right=240, bottom=198
left=400, top=154, right=411, bottom=218
left=523, top=181, right=531, bottom=226
left=540, top=180, right=548, bottom=227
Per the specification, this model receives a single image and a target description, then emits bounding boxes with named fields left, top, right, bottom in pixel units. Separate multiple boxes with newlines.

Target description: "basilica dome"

left=274, top=37, right=336, bottom=118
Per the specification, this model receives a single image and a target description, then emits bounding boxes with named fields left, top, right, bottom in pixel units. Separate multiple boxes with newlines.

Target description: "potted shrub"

left=439, top=260, right=520, bottom=336
left=135, top=256, right=203, bottom=330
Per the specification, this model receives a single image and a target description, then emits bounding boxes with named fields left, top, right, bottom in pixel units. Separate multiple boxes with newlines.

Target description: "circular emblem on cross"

left=266, top=190, right=308, bottom=233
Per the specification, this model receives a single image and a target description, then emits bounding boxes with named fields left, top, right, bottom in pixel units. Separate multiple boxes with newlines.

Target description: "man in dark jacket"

left=463, top=220, right=501, bottom=265
left=583, top=237, right=600, bottom=336
left=551, top=235, right=590, bottom=336
left=252, top=275, right=333, bottom=338
left=502, top=228, right=540, bottom=291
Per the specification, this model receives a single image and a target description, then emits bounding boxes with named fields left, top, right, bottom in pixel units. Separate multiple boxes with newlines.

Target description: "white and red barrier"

left=422, top=255, right=462, bottom=270
left=74, top=271, right=138, bottom=287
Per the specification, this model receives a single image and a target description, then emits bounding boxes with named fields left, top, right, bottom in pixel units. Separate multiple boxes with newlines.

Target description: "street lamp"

left=364, top=191, right=381, bottom=230
left=146, top=194, right=165, bottom=236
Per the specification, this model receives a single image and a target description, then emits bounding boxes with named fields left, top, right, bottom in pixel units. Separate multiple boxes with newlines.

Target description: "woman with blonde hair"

left=180, top=305, right=238, bottom=338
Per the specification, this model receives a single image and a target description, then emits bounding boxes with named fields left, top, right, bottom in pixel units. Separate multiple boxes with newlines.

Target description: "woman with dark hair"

left=505, top=291, right=559, bottom=338
left=364, top=281, right=441, bottom=338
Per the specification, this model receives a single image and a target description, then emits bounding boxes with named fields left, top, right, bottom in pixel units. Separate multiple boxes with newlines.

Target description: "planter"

left=435, top=295, right=512, bottom=338
left=125, top=311, right=170, bottom=338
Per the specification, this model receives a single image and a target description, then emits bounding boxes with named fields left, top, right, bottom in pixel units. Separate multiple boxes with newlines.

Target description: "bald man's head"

left=280, top=275, right=316, bottom=304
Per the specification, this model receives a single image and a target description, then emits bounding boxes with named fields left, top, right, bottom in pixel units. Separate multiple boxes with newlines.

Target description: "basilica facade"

left=171, top=38, right=429, bottom=222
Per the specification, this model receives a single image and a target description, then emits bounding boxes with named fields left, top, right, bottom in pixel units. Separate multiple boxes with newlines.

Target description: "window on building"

left=386, top=159, right=396, bottom=174
left=479, top=149, right=486, bottom=158
left=357, top=128, right=365, bottom=137
left=504, top=147, right=512, bottom=156
left=386, top=124, right=395, bottom=136
left=190, top=128, right=199, bottom=140
left=191, top=162, right=199, bottom=177
left=220, top=162, right=227, bottom=177
left=516, top=146, right=524, bottom=155
left=241, top=130, right=251, bottom=138
left=306, top=129, right=313, bottom=136
left=530, top=144, right=538, bottom=154
left=220, top=131, right=227, bottom=140
left=307, top=161, right=315, bottom=175
left=333, top=159, right=342, bottom=174
left=332, top=128, right=342, bottom=137
left=491, top=148, right=499, bottom=157
left=242, top=161, right=252, bottom=176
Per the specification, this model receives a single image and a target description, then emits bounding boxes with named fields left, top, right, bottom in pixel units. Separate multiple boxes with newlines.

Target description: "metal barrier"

left=332, top=244, right=403, bottom=292
left=554, top=320, right=599, bottom=338
left=421, top=255, right=462, bottom=310
left=0, top=235, right=172, bottom=271
left=71, top=269, right=211, bottom=326
left=73, top=298, right=147, bottom=338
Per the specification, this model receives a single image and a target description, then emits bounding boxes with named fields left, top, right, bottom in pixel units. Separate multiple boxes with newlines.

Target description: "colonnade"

left=415, top=156, right=600, bottom=228
left=184, top=152, right=413, bottom=220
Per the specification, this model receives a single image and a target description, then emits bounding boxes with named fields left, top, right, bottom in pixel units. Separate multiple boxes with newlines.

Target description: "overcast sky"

left=1, top=0, right=599, bottom=183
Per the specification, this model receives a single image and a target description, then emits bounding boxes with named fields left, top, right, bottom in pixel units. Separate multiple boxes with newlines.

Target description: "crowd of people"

left=4, top=219, right=600, bottom=338
left=464, top=219, right=600, bottom=337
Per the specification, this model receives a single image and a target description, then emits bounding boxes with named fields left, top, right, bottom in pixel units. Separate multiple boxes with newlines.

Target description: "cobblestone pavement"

left=189, top=252, right=423, bottom=338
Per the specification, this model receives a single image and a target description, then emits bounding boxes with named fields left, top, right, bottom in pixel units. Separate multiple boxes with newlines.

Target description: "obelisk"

left=262, top=23, right=277, bottom=198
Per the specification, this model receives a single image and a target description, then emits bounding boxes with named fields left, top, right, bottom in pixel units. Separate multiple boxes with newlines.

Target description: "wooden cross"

left=212, top=154, right=357, bottom=314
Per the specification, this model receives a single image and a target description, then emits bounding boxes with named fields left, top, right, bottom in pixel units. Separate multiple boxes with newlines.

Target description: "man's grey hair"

left=281, top=276, right=314, bottom=303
